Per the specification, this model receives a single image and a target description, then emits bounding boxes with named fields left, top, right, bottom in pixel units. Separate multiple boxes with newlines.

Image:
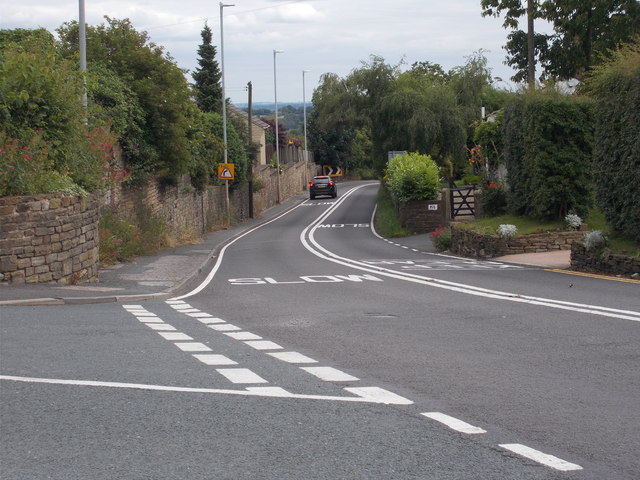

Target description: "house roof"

left=228, top=104, right=271, bottom=131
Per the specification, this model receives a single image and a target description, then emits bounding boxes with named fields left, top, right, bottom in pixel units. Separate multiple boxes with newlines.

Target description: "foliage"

left=502, top=89, right=594, bottom=220
left=430, top=225, right=452, bottom=251
left=582, top=230, right=608, bottom=252
left=373, top=182, right=413, bottom=237
left=57, top=18, right=193, bottom=185
left=187, top=109, right=225, bottom=190
left=565, top=213, right=582, bottom=230
left=481, top=0, right=640, bottom=82
left=582, top=39, right=640, bottom=242
left=98, top=209, right=170, bottom=265
left=207, top=112, right=248, bottom=188
left=480, top=180, right=508, bottom=217
left=192, top=23, right=222, bottom=114
left=497, top=224, right=518, bottom=238
left=385, top=152, right=441, bottom=202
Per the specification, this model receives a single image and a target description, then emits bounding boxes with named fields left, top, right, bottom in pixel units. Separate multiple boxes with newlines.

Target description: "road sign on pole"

left=218, top=163, right=235, bottom=180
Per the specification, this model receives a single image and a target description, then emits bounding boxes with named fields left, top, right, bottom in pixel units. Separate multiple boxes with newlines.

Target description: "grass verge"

left=373, top=182, right=413, bottom=238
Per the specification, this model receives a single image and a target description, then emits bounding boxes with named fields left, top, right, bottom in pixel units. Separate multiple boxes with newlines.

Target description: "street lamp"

left=302, top=69, right=310, bottom=185
left=220, top=2, right=234, bottom=226
left=273, top=49, right=283, bottom=203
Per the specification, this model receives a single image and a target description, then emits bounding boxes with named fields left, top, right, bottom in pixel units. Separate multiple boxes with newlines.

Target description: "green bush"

left=480, top=181, right=508, bottom=217
left=385, top=152, right=441, bottom=202
left=583, top=40, right=640, bottom=242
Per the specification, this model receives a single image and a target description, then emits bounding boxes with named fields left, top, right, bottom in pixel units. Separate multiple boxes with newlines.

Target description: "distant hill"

left=234, top=103, right=313, bottom=134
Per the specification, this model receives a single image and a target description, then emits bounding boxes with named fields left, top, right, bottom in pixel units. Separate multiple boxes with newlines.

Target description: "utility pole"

left=247, top=81, right=254, bottom=218
left=527, top=0, right=535, bottom=89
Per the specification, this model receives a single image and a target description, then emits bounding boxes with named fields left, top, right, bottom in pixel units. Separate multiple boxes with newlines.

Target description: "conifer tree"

left=192, top=23, right=222, bottom=113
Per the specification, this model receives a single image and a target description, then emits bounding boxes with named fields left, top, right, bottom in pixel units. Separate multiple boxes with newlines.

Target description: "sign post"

left=218, top=163, right=235, bottom=227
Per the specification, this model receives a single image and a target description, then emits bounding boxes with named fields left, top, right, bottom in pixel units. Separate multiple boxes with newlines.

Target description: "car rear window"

left=314, top=177, right=330, bottom=184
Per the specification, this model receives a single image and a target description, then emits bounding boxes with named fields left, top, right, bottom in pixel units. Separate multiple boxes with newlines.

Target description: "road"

left=2, top=181, right=639, bottom=479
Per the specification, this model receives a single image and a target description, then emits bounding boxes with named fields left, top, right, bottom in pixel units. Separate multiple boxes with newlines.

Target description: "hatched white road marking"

left=186, top=312, right=215, bottom=318
left=174, top=342, right=212, bottom=352
left=136, top=316, right=162, bottom=323
left=267, top=352, right=318, bottom=364
left=301, top=366, right=359, bottom=382
left=500, top=444, right=583, bottom=471
left=198, top=317, right=226, bottom=324
left=216, top=368, right=268, bottom=384
left=193, top=354, right=238, bottom=366
left=421, top=412, right=487, bottom=434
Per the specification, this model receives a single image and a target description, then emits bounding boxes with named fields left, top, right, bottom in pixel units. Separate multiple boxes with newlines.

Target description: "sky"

left=1, top=0, right=544, bottom=104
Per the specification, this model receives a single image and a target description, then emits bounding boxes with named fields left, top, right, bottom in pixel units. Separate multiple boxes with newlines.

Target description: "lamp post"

left=302, top=69, right=310, bottom=186
left=79, top=0, right=87, bottom=122
left=273, top=49, right=283, bottom=203
left=220, top=2, right=234, bottom=226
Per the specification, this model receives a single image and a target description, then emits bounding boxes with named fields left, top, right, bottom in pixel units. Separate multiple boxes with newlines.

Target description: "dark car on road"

left=309, top=176, right=337, bottom=199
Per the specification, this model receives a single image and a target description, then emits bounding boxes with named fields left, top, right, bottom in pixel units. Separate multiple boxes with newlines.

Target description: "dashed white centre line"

left=146, top=323, right=177, bottom=331
left=193, top=354, right=238, bottom=366
left=225, top=332, right=262, bottom=341
left=174, top=342, right=212, bottom=352
left=244, top=340, right=283, bottom=350
left=267, top=352, right=318, bottom=364
left=216, top=368, right=268, bottom=384
left=301, top=366, right=359, bottom=382
left=157, top=332, right=194, bottom=341
left=421, top=412, right=487, bottom=434
left=499, top=444, right=583, bottom=471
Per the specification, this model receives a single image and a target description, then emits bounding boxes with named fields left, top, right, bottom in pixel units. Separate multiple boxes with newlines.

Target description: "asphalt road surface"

left=2, top=181, right=639, bottom=479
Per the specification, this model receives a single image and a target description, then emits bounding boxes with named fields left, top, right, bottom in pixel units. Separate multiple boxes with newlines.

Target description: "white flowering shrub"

left=497, top=224, right=518, bottom=239
left=582, top=230, right=608, bottom=252
left=565, top=213, right=582, bottom=230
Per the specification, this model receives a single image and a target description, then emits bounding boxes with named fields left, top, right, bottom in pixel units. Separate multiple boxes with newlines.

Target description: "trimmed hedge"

left=584, top=41, right=640, bottom=242
left=502, top=91, right=594, bottom=220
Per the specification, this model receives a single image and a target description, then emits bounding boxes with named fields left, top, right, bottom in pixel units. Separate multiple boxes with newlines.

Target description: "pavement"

left=0, top=194, right=571, bottom=307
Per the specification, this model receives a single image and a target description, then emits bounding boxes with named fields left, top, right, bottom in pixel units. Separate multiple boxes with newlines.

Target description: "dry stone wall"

left=450, top=224, right=584, bottom=259
left=0, top=194, right=99, bottom=284
left=571, top=242, right=640, bottom=275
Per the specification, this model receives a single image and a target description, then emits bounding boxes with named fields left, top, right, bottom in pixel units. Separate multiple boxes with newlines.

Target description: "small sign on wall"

left=428, top=204, right=438, bottom=211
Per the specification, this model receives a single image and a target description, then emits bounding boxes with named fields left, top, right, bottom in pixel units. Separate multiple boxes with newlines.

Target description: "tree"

left=481, top=0, right=640, bottom=82
left=481, top=0, right=540, bottom=86
left=192, top=23, right=222, bottom=113
left=57, top=17, right=195, bottom=185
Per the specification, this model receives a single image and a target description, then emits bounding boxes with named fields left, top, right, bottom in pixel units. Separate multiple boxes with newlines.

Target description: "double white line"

left=300, top=184, right=640, bottom=323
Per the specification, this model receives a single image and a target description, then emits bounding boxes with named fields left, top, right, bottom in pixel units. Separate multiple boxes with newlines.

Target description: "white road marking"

left=499, top=444, right=583, bottom=471
left=345, top=387, right=414, bottom=405
left=136, top=316, right=162, bottom=323
left=208, top=324, right=241, bottom=331
left=174, top=342, right=212, bottom=352
left=177, top=308, right=200, bottom=313
left=193, top=354, right=238, bottom=366
left=157, top=332, right=193, bottom=341
left=216, top=368, right=268, bottom=384
left=186, top=312, right=214, bottom=318
left=267, top=352, right=318, bottom=364
left=130, top=311, right=157, bottom=317
left=198, top=317, right=226, bottom=324
left=225, top=332, right=262, bottom=340
left=301, top=366, right=359, bottom=382
left=0, top=375, right=416, bottom=405
left=245, top=386, right=291, bottom=396
left=123, top=304, right=144, bottom=309
left=244, top=340, right=283, bottom=350
left=146, top=323, right=176, bottom=331
left=165, top=300, right=186, bottom=305
left=421, top=412, right=487, bottom=434
left=170, top=304, right=193, bottom=310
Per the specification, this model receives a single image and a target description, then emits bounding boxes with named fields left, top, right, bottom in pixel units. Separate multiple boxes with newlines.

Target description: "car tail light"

left=329, top=181, right=334, bottom=187
left=309, top=181, right=314, bottom=187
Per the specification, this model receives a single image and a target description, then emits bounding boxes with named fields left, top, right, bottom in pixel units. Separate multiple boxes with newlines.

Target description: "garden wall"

left=397, top=195, right=449, bottom=234
left=571, top=243, right=640, bottom=275
left=0, top=161, right=313, bottom=285
left=450, top=223, right=584, bottom=259
left=0, top=194, right=99, bottom=284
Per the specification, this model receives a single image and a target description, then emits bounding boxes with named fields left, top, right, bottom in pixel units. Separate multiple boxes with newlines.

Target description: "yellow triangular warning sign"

left=220, top=168, right=232, bottom=179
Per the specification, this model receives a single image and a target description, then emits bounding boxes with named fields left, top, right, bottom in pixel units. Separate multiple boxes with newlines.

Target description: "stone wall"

left=397, top=196, right=449, bottom=234
left=571, top=242, right=640, bottom=275
left=450, top=223, right=584, bottom=259
left=0, top=194, right=99, bottom=284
